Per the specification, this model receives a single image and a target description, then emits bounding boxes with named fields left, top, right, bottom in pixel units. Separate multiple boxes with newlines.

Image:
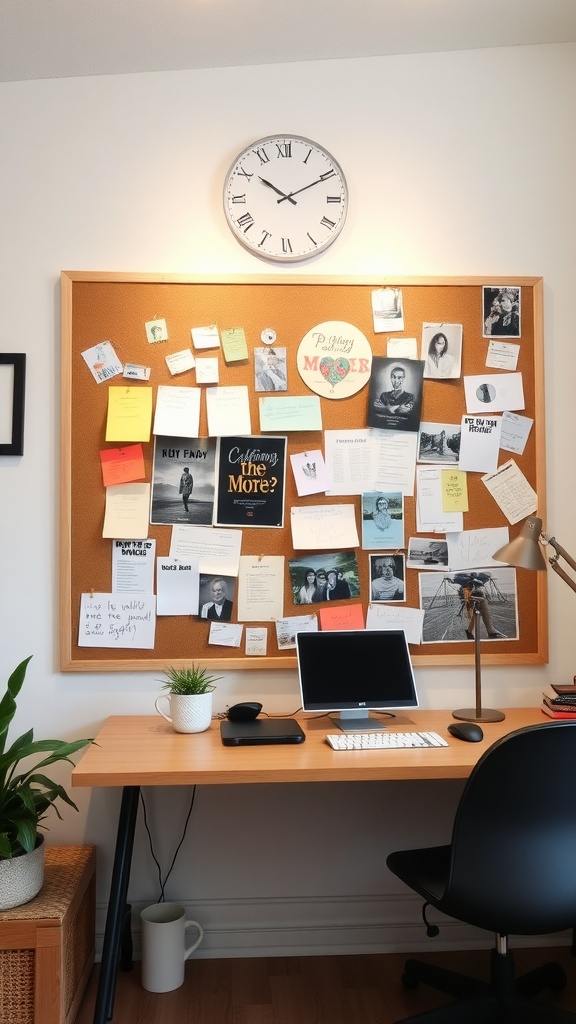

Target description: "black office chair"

left=386, top=721, right=576, bottom=1023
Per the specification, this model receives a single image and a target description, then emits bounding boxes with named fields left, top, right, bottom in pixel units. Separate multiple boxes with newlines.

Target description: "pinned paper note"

left=221, top=328, right=248, bottom=363
left=191, top=325, right=220, bottom=350
left=105, top=387, right=153, bottom=442
left=165, top=349, right=195, bottom=376
left=102, top=483, right=151, bottom=539
left=81, top=341, right=123, bottom=384
left=146, top=318, right=168, bottom=343
left=152, top=386, right=201, bottom=438
left=441, top=469, right=468, bottom=512
left=78, top=593, right=156, bottom=648
left=195, top=358, right=219, bottom=384
left=100, top=444, right=146, bottom=487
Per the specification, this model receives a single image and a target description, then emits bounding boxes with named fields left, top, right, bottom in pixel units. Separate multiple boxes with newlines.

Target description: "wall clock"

left=223, top=135, right=348, bottom=263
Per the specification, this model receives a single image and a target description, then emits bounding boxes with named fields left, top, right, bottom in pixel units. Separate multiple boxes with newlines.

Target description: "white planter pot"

left=0, top=835, right=45, bottom=910
left=155, top=692, right=213, bottom=733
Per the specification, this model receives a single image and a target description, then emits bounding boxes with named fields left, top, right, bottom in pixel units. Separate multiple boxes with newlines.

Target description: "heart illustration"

left=319, top=356, right=351, bottom=388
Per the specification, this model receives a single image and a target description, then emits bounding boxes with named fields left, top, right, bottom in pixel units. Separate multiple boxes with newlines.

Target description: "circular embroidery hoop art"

left=297, top=321, right=373, bottom=399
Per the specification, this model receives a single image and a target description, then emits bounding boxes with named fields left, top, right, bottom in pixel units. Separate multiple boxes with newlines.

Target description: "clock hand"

left=277, top=173, right=334, bottom=203
left=258, top=177, right=297, bottom=205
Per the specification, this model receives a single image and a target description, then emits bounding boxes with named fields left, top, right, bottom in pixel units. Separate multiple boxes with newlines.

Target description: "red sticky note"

left=100, top=444, right=146, bottom=487
left=319, top=604, right=365, bottom=632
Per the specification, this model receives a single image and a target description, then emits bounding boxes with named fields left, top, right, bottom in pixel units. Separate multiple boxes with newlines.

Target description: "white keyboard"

left=325, top=730, right=449, bottom=750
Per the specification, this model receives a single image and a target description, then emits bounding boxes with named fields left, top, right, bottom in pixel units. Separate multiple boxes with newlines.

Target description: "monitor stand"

left=331, top=710, right=388, bottom=733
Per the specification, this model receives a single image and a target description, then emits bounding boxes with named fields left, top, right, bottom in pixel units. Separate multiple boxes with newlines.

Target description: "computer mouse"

left=448, top=722, right=484, bottom=743
left=226, top=702, right=263, bottom=722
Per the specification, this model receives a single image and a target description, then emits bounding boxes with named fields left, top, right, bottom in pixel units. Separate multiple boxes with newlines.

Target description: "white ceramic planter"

left=0, top=834, right=45, bottom=910
left=155, top=692, right=213, bottom=733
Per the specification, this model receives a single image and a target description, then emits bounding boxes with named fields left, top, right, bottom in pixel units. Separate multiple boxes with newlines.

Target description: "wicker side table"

left=0, top=845, right=96, bottom=1024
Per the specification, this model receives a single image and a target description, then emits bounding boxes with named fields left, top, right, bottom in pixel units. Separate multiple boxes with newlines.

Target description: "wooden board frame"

left=60, top=273, right=547, bottom=672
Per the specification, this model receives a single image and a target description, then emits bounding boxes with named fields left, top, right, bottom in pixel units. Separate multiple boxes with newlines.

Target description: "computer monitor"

left=296, top=629, right=418, bottom=732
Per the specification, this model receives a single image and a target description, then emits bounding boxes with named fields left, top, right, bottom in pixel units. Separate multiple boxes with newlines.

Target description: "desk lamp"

left=492, top=514, right=576, bottom=587
left=452, top=584, right=505, bottom=724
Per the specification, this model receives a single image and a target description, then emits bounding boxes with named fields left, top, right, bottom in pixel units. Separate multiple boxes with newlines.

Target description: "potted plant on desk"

left=0, top=656, right=92, bottom=910
left=155, top=665, right=221, bottom=734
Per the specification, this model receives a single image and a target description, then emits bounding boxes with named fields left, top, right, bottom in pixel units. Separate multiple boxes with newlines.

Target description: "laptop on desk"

left=220, top=718, right=306, bottom=746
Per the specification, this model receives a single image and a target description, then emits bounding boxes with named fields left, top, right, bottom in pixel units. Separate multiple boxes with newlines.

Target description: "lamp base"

left=452, top=707, right=506, bottom=723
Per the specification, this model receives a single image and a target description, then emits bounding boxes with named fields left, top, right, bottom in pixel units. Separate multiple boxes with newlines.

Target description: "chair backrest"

left=446, top=721, right=576, bottom=935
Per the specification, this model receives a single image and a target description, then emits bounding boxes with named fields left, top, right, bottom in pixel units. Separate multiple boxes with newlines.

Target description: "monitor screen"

left=296, top=629, right=418, bottom=732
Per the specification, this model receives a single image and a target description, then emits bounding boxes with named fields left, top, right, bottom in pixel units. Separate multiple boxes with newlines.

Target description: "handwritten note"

left=441, top=469, right=468, bottom=512
left=446, top=527, right=510, bottom=571
left=290, top=505, right=359, bottom=550
left=105, top=387, right=153, bottom=442
left=78, top=593, right=156, bottom=648
left=100, top=443, right=145, bottom=487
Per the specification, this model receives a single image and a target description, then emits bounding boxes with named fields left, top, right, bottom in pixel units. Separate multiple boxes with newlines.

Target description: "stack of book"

left=542, top=685, right=576, bottom=719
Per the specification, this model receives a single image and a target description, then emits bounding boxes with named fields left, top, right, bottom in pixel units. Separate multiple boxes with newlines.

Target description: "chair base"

left=395, top=949, right=576, bottom=1023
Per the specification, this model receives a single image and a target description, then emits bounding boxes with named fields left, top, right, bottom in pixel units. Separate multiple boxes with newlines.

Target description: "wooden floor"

left=76, top=946, right=576, bottom=1023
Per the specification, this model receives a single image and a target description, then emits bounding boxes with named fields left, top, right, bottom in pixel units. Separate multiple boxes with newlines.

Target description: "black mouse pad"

left=220, top=719, right=306, bottom=746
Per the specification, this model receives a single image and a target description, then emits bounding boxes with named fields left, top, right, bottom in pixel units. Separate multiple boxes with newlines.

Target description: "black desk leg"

left=93, top=785, right=140, bottom=1024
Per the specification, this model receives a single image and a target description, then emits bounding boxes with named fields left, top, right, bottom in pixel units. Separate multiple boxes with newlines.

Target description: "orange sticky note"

left=319, top=604, right=365, bottom=632
left=100, top=444, right=146, bottom=487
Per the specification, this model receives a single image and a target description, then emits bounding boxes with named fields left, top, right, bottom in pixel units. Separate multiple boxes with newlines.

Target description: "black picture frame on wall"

left=0, top=354, right=26, bottom=456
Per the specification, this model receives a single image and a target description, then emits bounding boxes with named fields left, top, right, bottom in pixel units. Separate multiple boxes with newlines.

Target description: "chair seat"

left=386, top=846, right=450, bottom=905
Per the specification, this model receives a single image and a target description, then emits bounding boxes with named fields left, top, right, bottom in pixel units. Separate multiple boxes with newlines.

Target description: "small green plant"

left=0, top=657, right=93, bottom=859
left=160, top=665, right=221, bottom=696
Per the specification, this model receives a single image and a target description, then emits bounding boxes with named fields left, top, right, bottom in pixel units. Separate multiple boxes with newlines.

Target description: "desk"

left=72, top=708, right=544, bottom=1023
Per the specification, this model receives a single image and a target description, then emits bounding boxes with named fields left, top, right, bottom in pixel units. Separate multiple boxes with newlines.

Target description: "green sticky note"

left=221, top=328, right=248, bottom=363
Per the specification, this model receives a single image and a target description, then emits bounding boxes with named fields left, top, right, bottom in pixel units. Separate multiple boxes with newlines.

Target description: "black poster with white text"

left=214, top=436, right=287, bottom=528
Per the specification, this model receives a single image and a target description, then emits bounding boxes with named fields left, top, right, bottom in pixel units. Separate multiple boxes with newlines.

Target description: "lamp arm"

left=549, top=559, right=576, bottom=595
left=544, top=534, right=576, bottom=574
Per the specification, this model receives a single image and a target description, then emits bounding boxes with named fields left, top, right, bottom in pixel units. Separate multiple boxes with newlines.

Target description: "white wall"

left=1, top=42, right=575, bottom=956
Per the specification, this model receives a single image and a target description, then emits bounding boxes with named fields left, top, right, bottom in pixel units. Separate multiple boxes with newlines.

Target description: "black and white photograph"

left=482, top=286, right=521, bottom=338
left=150, top=436, right=216, bottom=525
left=369, top=554, right=406, bottom=603
left=289, top=551, right=360, bottom=606
left=254, top=346, right=288, bottom=392
left=418, top=422, right=461, bottom=464
left=421, top=323, right=462, bottom=379
left=367, top=356, right=424, bottom=432
left=419, top=568, right=519, bottom=643
left=198, top=574, right=236, bottom=621
left=407, top=537, right=449, bottom=569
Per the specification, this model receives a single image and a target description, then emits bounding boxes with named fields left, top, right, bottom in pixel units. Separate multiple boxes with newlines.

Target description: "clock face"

left=223, top=135, right=348, bottom=263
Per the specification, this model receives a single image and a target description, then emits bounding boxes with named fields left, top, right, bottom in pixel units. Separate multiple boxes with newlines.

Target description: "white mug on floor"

left=140, top=902, right=204, bottom=992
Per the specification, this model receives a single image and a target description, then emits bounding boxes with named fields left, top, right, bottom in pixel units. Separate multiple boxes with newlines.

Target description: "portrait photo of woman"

left=421, top=323, right=462, bottom=379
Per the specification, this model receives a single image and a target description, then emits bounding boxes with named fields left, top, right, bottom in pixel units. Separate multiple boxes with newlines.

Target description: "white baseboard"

left=94, top=893, right=572, bottom=960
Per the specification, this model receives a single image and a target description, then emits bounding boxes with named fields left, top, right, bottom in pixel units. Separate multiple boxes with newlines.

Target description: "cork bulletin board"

left=60, top=273, right=546, bottom=672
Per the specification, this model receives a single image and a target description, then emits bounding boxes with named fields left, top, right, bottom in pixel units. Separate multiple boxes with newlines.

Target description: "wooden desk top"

left=71, top=708, right=545, bottom=788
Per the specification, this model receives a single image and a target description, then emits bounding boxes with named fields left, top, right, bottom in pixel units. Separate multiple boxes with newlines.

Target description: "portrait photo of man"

left=367, top=357, right=424, bottom=432
left=199, top=575, right=234, bottom=621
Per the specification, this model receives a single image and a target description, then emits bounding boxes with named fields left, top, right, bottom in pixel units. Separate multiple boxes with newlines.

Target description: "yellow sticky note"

left=105, top=386, right=153, bottom=442
left=221, top=328, right=248, bottom=363
left=442, top=469, right=469, bottom=512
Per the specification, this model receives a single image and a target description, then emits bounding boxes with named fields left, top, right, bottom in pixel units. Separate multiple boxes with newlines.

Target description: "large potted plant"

left=0, top=656, right=92, bottom=910
left=155, top=665, right=221, bottom=733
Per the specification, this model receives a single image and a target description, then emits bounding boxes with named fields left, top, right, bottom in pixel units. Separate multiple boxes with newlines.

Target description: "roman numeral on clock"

left=253, top=147, right=270, bottom=165
left=258, top=231, right=272, bottom=247
left=231, top=194, right=246, bottom=204
left=281, top=238, right=293, bottom=253
left=276, top=142, right=292, bottom=158
left=320, top=216, right=336, bottom=230
left=236, top=212, right=254, bottom=233
left=326, top=195, right=342, bottom=203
